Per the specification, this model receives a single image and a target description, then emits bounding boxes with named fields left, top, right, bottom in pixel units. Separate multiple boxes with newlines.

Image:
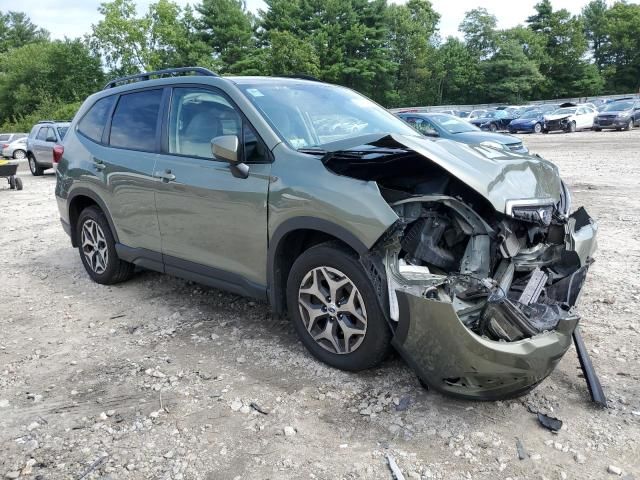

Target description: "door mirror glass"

left=211, top=135, right=239, bottom=163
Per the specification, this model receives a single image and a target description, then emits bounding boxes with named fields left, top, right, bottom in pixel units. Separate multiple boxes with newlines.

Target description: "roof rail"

left=103, top=67, right=218, bottom=90
left=281, top=74, right=323, bottom=82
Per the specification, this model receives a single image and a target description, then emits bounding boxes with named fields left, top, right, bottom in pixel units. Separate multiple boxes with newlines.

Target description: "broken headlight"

left=511, top=205, right=554, bottom=226
left=480, top=140, right=507, bottom=150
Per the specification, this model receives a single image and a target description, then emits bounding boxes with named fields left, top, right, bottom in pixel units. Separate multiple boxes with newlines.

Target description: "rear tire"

left=534, top=123, right=542, bottom=134
left=28, top=154, right=44, bottom=176
left=286, top=242, right=391, bottom=372
left=76, top=206, right=134, bottom=285
left=13, top=149, right=26, bottom=160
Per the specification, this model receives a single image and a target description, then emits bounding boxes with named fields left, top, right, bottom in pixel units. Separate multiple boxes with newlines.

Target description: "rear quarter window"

left=78, top=96, right=116, bottom=143
left=109, top=89, right=163, bottom=152
left=0, top=134, right=10, bottom=142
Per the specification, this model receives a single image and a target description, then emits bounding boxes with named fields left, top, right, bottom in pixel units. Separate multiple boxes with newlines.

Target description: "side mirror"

left=211, top=135, right=249, bottom=179
left=425, top=130, right=439, bottom=138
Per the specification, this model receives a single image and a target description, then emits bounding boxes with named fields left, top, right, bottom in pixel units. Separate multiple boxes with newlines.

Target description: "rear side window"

left=110, top=89, right=162, bottom=151
left=0, top=134, right=10, bottom=142
left=36, top=128, right=49, bottom=141
left=78, top=96, right=116, bottom=143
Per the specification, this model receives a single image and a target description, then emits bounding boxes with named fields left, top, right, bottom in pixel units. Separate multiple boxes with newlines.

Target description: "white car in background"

left=543, top=105, right=597, bottom=133
left=2, top=136, right=28, bottom=159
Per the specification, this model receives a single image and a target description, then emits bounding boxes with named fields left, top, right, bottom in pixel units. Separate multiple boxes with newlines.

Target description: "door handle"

left=154, top=169, right=176, bottom=182
left=93, top=158, right=106, bottom=170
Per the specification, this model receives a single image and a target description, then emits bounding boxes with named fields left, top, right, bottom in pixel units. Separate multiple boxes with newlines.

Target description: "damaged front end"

left=322, top=134, right=598, bottom=400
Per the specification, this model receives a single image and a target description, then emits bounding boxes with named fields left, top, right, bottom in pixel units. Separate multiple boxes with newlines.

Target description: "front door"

left=154, top=86, right=271, bottom=294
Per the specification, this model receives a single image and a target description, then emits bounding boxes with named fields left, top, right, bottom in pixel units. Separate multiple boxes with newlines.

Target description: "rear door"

left=153, top=86, right=271, bottom=293
left=95, top=88, right=164, bottom=255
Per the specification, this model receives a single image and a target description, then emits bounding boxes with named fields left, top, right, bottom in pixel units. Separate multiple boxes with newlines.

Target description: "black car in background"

left=593, top=99, right=640, bottom=131
left=469, top=110, right=516, bottom=132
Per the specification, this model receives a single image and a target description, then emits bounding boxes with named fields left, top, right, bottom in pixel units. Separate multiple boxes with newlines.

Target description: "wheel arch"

left=68, top=189, right=118, bottom=247
left=267, top=217, right=370, bottom=316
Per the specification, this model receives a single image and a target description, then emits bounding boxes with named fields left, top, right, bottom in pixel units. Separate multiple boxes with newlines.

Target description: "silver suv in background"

left=26, top=120, right=70, bottom=175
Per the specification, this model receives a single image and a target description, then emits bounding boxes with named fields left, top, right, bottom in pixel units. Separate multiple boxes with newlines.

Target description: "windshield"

left=238, top=82, right=417, bottom=149
left=520, top=110, right=542, bottom=119
left=483, top=110, right=507, bottom=119
left=430, top=114, right=478, bottom=134
left=57, top=127, right=69, bottom=139
left=602, top=101, right=634, bottom=112
left=552, top=107, right=576, bottom=115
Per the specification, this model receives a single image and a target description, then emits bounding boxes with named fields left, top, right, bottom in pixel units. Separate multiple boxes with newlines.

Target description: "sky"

left=1, top=0, right=637, bottom=41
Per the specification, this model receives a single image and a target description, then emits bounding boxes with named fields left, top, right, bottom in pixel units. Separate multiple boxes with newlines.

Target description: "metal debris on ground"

left=395, top=396, right=412, bottom=411
left=537, top=412, right=563, bottom=432
left=250, top=402, right=269, bottom=415
left=516, top=437, right=528, bottom=460
left=385, top=452, right=406, bottom=480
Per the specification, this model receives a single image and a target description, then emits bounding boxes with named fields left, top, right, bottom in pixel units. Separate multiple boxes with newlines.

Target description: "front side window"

left=110, top=89, right=162, bottom=151
left=78, top=96, right=116, bottom=143
left=169, top=87, right=241, bottom=159
left=431, top=114, right=478, bottom=133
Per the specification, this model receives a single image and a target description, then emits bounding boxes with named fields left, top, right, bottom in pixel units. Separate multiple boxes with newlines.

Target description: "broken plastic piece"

left=518, top=267, right=548, bottom=305
left=537, top=412, right=563, bottom=432
left=385, top=453, right=406, bottom=480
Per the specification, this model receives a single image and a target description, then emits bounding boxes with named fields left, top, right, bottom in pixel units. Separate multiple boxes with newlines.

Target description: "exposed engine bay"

left=320, top=133, right=600, bottom=400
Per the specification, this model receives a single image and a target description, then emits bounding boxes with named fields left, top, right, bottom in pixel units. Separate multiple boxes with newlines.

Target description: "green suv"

left=56, top=68, right=598, bottom=400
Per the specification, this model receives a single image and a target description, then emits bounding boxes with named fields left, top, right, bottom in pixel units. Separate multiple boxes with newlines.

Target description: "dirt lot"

left=1, top=130, right=639, bottom=480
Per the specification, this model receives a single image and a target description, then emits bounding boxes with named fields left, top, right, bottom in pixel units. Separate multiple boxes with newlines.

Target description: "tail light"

left=53, top=144, right=64, bottom=164
left=1, top=144, right=8, bottom=149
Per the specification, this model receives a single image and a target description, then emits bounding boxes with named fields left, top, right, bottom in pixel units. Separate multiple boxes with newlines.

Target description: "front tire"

left=286, top=243, right=391, bottom=372
left=489, top=123, right=497, bottom=132
left=624, top=119, right=633, bottom=131
left=534, top=123, right=542, bottom=134
left=28, top=154, right=44, bottom=176
left=566, top=121, right=576, bottom=133
left=76, top=206, right=134, bottom=285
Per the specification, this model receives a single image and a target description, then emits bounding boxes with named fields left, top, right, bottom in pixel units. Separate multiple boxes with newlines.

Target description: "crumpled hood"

left=321, top=133, right=562, bottom=214
left=544, top=113, right=573, bottom=121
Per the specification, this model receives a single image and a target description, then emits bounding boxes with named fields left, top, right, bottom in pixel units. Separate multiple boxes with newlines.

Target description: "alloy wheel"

left=298, top=266, right=367, bottom=355
left=14, top=149, right=26, bottom=159
left=81, top=219, right=109, bottom=274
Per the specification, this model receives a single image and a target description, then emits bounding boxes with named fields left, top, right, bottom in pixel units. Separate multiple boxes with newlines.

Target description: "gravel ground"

left=1, top=130, right=639, bottom=480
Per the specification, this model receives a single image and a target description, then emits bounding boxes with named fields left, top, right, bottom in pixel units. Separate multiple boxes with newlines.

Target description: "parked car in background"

left=593, top=99, right=640, bottom=131
left=459, top=109, right=487, bottom=120
left=2, top=136, right=28, bottom=159
left=469, top=109, right=516, bottom=132
left=543, top=105, right=596, bottom=133
left=0, top=133, right=27, bottom=144
left=397, top=111, right=528, bottom=153
left=537, top=104, right=560, bottom=114
left=508, top=110, right=545, bottom=134
left=55, top=67, right=597, bottom=400
left=26, top=120, right=70, bottom=175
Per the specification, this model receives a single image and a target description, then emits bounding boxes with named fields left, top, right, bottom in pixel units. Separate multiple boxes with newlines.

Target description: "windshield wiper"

left=297, top=146, right=327, bottom=155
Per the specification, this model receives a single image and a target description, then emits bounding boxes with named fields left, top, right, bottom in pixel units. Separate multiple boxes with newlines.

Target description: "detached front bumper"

left=390, top=209, right=598, bottom=400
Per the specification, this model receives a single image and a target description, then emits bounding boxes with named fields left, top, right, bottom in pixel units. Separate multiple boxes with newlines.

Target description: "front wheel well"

left=269, top=229, right=359, bottom=316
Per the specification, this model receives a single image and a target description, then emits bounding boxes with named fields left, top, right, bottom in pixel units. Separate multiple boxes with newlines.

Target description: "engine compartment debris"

left=322, top=133, right=600, bottom=400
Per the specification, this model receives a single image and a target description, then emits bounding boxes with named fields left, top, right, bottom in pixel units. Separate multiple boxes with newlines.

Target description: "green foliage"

left=1, top=0, right=639, bottom=128
left=0, top=39, right=103, bottom=121
left=0, top=11, right=48, bottom=53
left=0, top=99, right=82, bottom=133
left=90, top=0, right=215, bottom=75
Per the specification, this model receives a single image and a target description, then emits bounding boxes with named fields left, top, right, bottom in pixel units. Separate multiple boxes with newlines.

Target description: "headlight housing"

left=617, top=111, right=630, bottom=118
left=511, top=205, right=554, bottom=226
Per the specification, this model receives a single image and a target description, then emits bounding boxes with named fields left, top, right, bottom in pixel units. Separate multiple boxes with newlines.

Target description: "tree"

left=265, top=30, right=319, bottom=76
left=0, top=39, right=103, bottom=122
left=0, top=11, right=48, bottom=53
left=386, top=0, right=440, bottom=106
left=435, top=37, right=482, bottom=105
left=582, top=0, right=609, bottom=70
left=599, top=2, right=640, bottom=93
left=196, top=0, right=258, bottom=73
left=90, top=0, right=214, bottom=75
left=460, top=8, right=497, bottom=59
left=527, top=0, right=602, bottom=98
